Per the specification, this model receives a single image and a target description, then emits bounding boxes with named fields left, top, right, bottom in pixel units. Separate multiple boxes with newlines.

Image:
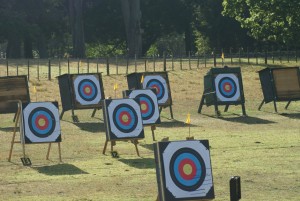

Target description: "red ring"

left=178, top=158, right=197, bottom=180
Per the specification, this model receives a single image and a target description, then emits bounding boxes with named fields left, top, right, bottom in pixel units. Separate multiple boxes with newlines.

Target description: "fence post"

left=48, top=59, right=51, bottom=80
left=213, top=49, right=216, bottom=67
left=287, top=47, right=289, bottom=63
left=134, top=54, right=137, bottom=72
left=68, top=58, right=70, bottom=74
left=180, top=55, right=182, bottom=70
left=17, top=63, right=19, bottom=76
left=238, top=48, right=241, bottom=64
left=197, top=53, right=200, bottom=69
left=6, top=60, right=8, bottom=76
left=144, top=59, right=147, bottom=72
left=230, top=47, right=233, bottom=65
left=163, top=52, right=167, bottom=71
left=171, top=54, right=174, bottom=71
left=188, top=51, right=191, bottom=70
left=116, top=55, right=119, bottom=75
left=153, top=55, right=156, bottom=72
left=221, top=48, right=224, bottom=66
left=272, top=46, right=275, bottom=64
left=77, top=59, right=80, bottom=74
left=106, top=57, right=110, bottom=75
left=279, top=49, right=282, bottom=63
left=27, top=60, right=30, bottom=80
left=256, top=50, right=258, bottom=65
left=204, top=52, right=207, bottom=68
left=265, top=50, right=268, bottom=65
left=296, top=50, right=298, bottom=63
left=126, top=55, right=129, bottom=74
left=59, top=58, right=61, bottom=75
left=37, top=59, right=40, bottom=81
left=96, top=58, right=99, bottom=73
left=87, top=58, right=90, bottom=73
left=247, top=47, right=250, bottom=64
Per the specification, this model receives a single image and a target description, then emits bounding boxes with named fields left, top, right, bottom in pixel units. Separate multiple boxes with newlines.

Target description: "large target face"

left=73, top=75, right=102, bottom=105
left=105, top=99, right=144, bottom=139
left=142, top=75, right=169, bottom=105
left=161, top=141, right=214, bottom=199
left=215, top=73, right=241, bottom=102
left=127, top=89, right=160, bottom=125
left=21, top=102, right=61, bottom=143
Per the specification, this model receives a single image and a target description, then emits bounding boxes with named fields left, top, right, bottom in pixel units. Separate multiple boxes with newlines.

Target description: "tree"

left=222, top=0, right=300, bottom=47
left=121, top=0, right=142, bottom=57
left=68, top=0, right=85, bottom=58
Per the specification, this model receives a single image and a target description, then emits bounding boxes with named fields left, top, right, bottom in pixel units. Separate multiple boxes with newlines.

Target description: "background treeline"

left=0, top=0, right=299, bottom=59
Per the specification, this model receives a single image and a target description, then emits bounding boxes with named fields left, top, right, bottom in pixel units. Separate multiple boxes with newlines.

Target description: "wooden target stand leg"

left=61, top=109, right=79, bottom=122
left=91, top=108, right=98, bottom=117
left=103, top=139, right=140, bottom=157
left=159, top=106, right=174, bottom=119
left=151, top=125, right=156, bottom=141
left=285, top=100, right=292, bottom=109
left=198, top=92, right=206, bottom=113
left=258, top=99, right=265, bottom=111
left=46, top=142, right=62, bottom=162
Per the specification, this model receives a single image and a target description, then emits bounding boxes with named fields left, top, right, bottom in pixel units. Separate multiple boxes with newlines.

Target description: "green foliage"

left=86, top=42, right=126, bottom=58
left=193, top=30, right=211, bottom=55
left=222, top=0, right=300, bottom=46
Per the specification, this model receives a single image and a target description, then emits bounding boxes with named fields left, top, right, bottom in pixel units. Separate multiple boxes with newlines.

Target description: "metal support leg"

left=198, top=93, right=205, bottom=113
left=224, top=105, right=229, bottom=112
left=285, top=100, right=292, bottom=109
left=258, top=99, right=265, bottom=111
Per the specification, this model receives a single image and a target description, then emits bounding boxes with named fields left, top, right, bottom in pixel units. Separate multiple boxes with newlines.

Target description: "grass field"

left=0, top=62, right=299, bottom=201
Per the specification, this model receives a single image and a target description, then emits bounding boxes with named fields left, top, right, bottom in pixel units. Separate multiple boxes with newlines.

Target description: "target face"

left=126, top=89, right=160, bottom=125
left=73, top=75, right=102, bottom=105
left=143, top=75, right=169, bottom=105
left=215, top=73, right=241, bottom=102
left=21, top=102, right=61, bottom=143
left=104, top=99, right=144, bottom=140
left=155, top=140, right=214, bottom=200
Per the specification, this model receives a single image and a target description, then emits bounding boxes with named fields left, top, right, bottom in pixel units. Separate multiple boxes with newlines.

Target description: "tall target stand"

left=258, top=67, right=300, bottom=112
left=123, top=89, right=161, bottom=141
left=198, top=67, right=246, bottom=117
left=154, top=140, right=215, bottom=201
left=126, top=72, right=173, bottom=119
left=58, top=73, right=105, bottom=122
left=8, top=101, right=62, bottom=165
left=102, top=98, right=145, bottom=156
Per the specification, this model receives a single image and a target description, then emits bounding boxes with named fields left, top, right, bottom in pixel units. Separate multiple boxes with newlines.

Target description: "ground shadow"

left=73, top=122, right=106, bottom=133
left=33, top=163, right=88, bottom=176
left=118, top=157, right=155, bottom=169
left=201, top=113, right=276, bottom=124
left=0, top=127, right=16, bottom=132
left=140, top=144, right=154, bottom=152
left=279, top=113, right=300, bottom=119
left=157, top=119, right=197, bottom=128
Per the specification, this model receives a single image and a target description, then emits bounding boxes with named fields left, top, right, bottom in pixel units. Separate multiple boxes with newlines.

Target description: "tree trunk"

left=24, top=34, right=33, bottom=59
left=68, top=0, right=85, bottom=58
left=6, top=37, right=21, bottom=59
left=121, top=0, right=142, bottom=57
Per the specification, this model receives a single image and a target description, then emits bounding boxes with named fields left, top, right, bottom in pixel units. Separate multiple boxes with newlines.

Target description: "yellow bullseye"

left=122, top=114, right=129, bottom=123
left=141, top=103, right=147, bottom=111
left=38, top=118, right=46, bottom=127
left=85, top=87, right=91, bottom=94
left=183, top=164, right=193, bottom=175
left=225, top=84, right=230, bottom=91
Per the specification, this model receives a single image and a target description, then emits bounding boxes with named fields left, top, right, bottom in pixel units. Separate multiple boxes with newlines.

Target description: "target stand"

left=198, top=67, right=246, bottom=117
left=126, top=72, right=174, bottom=119
left=123, top=89, right=161, bottom=141
left=154, top=140, right=215, bottom=201
left=258, top=67, right=300, bottom=112
left=0, top=76, right=30, bottom=122
left=8, top=101, right=62, bottom=165
left=102, top=98, right=145, bottom=156
left=58, top=73, right=105, bottom=122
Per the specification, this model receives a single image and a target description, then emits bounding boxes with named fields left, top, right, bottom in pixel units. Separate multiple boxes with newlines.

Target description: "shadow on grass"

left=279, top=113, right=300, bottom=119
left=118, top=158, right=155, bottom=169
left=73, top=122, right=106, bottom=133
left=157, top=119, right=197, bottom=128
left=140, top=144, right=154, bottom=151
left=201, top=113, right=276, bottom=124
left=0, top=127, right=16, bottom=132
left=33, top=163, right=88, bottom=176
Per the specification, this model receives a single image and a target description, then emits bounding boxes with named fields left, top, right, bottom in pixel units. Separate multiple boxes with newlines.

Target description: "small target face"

left=22, top=102, right=61, bottom=143
left=170, top=148, right=206, bottom=191
left=143, top=75, right=169, bottom=104
left=127, top=89, right=160, bottom=125
left=215, top=74, right=240, bottom=102
left=106, top=99, right=144, bottom=139
left=73, top=75, right=102, bottom=105
left=162, top=141, right=214, bottom=199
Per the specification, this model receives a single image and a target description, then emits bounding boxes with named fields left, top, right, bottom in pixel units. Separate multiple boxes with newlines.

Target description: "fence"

left=0, top=50, right=299, bottom=80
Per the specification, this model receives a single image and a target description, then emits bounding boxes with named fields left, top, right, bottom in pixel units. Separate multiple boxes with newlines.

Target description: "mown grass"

left=0, top=62, right=299, bottom=201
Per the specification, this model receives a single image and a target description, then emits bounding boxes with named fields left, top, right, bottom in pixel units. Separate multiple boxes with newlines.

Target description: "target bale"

left=126, top=72, right=173, bottom=118
left=0, top=76, right=30, bottom=116
left=258, top=67, right=300, bottom=112
left=198, top=67, right=246, bottom=116
left=20, top=102, right=61, bottom=143
left=57, top=73, right=105, bottom=121
left=123, top=89, right=161, bottom=125
left=102, top=98, right=144, bottom=156
left=154, top=140, right=215, bottom=201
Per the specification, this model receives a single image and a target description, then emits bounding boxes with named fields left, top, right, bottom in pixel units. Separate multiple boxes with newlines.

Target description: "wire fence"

left=0, top=50, right=299, bottom=80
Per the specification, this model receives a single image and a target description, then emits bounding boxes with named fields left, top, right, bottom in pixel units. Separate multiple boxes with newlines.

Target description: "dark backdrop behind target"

left=58, top=73, right=105, bottom=111
left=126, top=72, right=172, bottom=107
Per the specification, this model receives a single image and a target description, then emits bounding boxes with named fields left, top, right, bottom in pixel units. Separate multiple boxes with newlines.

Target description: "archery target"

left=127, top=89, right=160, bottom=125
left=215, top=73, right=241, bottom=102
left=73, top=75, right=102, bottom=105
left=160, top=141, right=214, bottom=199
left=143, top=75, right=169, bottom=105
left=105, top=99, right=144, bottom=139
left=21, top=102, right=61, bottom=143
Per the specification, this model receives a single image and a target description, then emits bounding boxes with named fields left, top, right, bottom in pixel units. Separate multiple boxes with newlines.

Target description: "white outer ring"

left=73, top=75, right=102, bottom=105
left=142, top=75, right=169, bottom=104
left=215, top=73, right=240, bottom=102
left=22, top=102, right=61, bottom=143
left=107, top=99, right=143, bottom=138
left=162, top=141, right=213, bottom=199
left=128, top=89, right=160, bottom=125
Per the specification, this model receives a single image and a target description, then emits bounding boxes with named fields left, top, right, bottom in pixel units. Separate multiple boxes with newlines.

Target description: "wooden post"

left=67, top=58, right=70, bottom=74
left=116, top=55, right=119, bottom=75
left=238, top=48, right=241, bottom=64
left=265, top=50, right=268, bottom=65
left=180, top=55, right=182, bottom=70
left=77, top=59, right=80, bottom=74
left=126, top=55, right=129, bottom=74
left=58, top=58, right=61, bottom=75
left=87, top=58, right=90, bottom=73
left=171, top=54, right=174, bottom=71
left=296, top=50, right=298, bottom=63
left=213, top=49, right=216, bottom=67
left=230, top=47, right=233, bottom=65
left=17, top=64, right=19, bottom=76
left=188, top=51, right=191, bottom=70
left=287, top=46, right=289, bottom=63
left=37, top=59, right=40, bottom=80
left=144, top=59, right=147, bottom=72
left=106, top=57, right=110, bottom=75
left=256, top=50, right=258, bottom=64
left=6, top=60, right=8, bottom=76
left=27, top=60, right=30, bottom=80
left=96, top=58, right=99, bottom=73
left=197, top=53, right=200, bottom=69
left=163, top=52, right=167, bottom=71
left=153, top=55, right=156, bottom=71
left=134, top=54, right=137, bottom=72
left=247, top=47, right=250, bottom=64
left=204, top=52, right=207, bottom=68
left=48, top=59, right=51, bottom=80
